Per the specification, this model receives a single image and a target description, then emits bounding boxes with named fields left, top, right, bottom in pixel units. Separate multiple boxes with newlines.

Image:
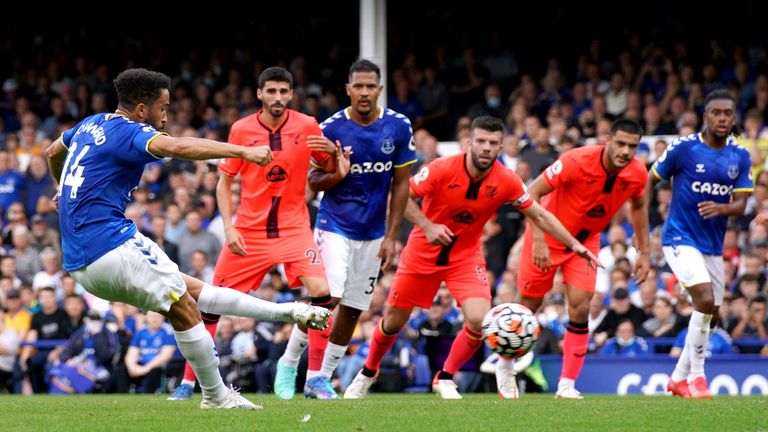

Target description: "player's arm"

left=629, top=193, right=652, bottom=284
left=699, top=149, right=751, bottom=220
left=698, top=191, right=750, bottom=220
left=525, top=173, right=556, bottom=271
left=646, top=166, right=663, bottom=200
left=45, top=137, right=68, bottom=184
left=520, top=200, right=602, bottom=268
left=378, top=165, right=412, bottom=270
left=307, top=142, right=351, bottom=192
left=217, top=173, right=246, bottom=256
left=404, top=189, right=454, bottom=246
left=148, top=135, right=273, bottom=166
left=526, top=173, right=555, bottom=240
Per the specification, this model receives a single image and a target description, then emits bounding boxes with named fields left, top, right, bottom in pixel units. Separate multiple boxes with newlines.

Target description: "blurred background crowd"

left=0, top=2, right=767, bottom=395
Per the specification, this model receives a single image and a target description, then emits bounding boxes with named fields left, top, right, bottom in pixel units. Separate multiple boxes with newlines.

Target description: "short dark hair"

left=704, top=89, right=735, bottom=111
left=470, top=116, right=504, bottom=134
left=113, top=68, right=170, bottom=111
left=348, top=59, right=381, bottom=81
left=750, top=295, right=767, bottom=307
left=258, top=67, right=293, bottom=89
left=611, top=118, right=643, bottom=137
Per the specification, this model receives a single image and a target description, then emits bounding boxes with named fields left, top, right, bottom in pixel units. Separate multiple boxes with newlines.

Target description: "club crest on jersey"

left=451, top=210, right=475, bottom=224
left=586, top=204, right=606, bottom=218
left=381, top=138, right=395, bottom=154
left=485, top=185, right=498, bottom=198
left=728, top=165, right=739, bottom=180
left=266, top=165, right=288, bottom=182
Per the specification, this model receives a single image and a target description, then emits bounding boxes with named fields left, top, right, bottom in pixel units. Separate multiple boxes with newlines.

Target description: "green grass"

left=0, top=394, right=766, bottom=432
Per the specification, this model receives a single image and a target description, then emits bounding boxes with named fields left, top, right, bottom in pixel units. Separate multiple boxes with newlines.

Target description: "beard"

left=145, top=113, right=164, bottom=131
left=268, top=103, right=285, bottom=117
left=471, top=152, right=494, bottom=171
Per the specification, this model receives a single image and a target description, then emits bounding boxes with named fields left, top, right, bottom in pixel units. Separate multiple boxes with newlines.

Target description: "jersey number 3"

left=59, top=143, right=91, bottom=199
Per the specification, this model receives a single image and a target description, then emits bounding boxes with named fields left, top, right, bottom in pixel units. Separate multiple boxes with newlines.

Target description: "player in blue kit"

left=648, top=90, right=752, bottom=399
left=46, top=68, right=330, bottom=409
left=273, top=59, right=416, bottom=399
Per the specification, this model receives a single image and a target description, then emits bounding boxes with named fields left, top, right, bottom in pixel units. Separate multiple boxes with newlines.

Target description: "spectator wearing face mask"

left=598, top=320, right=650, bottom=357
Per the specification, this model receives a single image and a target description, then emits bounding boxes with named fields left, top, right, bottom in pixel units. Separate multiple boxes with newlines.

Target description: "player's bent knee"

left=165, top=293, right=203, bottom=330
left=520, top=295, right=543, bottom=312
left=383, top=309, right=410, bottom=334
left=568, top=302, right=591, bottom=322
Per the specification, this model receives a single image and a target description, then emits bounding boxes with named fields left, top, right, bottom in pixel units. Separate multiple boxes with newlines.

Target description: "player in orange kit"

left=169, top=66, right=337, bottom=400
left=510, top=118, right=650, bottom=399
left=343, top=116, right=601, bottom=399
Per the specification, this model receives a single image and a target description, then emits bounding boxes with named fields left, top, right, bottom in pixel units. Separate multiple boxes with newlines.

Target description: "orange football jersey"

left=402, top=153, right=533, bottom=273
left=539, top=145, right=647, bottom=250
left=219, top=109, right=329, bottom=238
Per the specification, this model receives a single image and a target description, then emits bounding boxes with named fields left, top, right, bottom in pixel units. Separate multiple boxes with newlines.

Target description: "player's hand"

left=52, top=193, right=59, bottom=212
left=243, top=145, right=273, bottom=166
left=756, top=212, right=768, bottom=225
left=307, top=135, right=338, bottom=155
left=532, top=238, right=551, bottom=272
left=377, top=236, right=397, bottom=271
left=571, top=243, right=604, bottom=271
left=423, top=222, right=454, bottom=246
left=632, top=253, right=651, bottom=284
left=698, top=201, right=723, bottom=220
left=334, top=142, right=352, bottom=179
left=225, top=225, right=247, bottom=256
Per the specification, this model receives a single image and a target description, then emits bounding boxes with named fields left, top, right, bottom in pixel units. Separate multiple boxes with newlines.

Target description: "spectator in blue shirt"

left=599, top=320, right=650, bottom=357
left=0, top=151, right=26, bottom=222
left=671, top=327, right=734, bottom=357
left=124, top=312, right=176, bottom=393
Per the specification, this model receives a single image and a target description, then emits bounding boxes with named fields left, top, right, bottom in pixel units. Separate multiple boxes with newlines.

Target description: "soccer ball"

left=482, top=303, right=540, bottom=359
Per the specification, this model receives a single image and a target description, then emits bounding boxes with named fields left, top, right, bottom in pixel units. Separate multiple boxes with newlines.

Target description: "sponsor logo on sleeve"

left=512, top=193, right=530, bottom=207
left=545, top=160, right=563, bottom=179
left=414, top=166, right=429, bottom=185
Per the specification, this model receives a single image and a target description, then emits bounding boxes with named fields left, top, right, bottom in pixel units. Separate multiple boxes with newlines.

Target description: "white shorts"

left=662, top=245, right=725, bottom=306
left=315, top=228, right=383, bottom=311
left=71, top=232, right=187, bottom=313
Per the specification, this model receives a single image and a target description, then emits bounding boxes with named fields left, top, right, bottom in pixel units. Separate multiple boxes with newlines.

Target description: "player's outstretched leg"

left=167, top=295, right=260, bottom=410
left=194, top=281, right=331, bottom=329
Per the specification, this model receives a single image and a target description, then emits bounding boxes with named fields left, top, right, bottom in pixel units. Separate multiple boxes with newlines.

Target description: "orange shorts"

left=517, top=237, right=597, bottom=299
left=213, top=230, right=325, bottom=293
left=387, top=262, right=490, bottom=310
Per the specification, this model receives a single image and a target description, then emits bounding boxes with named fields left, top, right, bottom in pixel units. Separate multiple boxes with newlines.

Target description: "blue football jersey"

left=652, top=133, right=753, bottom=255
left=58, top=113, right=165, bottom=271
left=315, top=107, right=416, bottom=240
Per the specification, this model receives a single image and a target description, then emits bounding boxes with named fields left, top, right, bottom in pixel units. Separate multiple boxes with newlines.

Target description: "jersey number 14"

left=59, top=143, right=91, bottom=199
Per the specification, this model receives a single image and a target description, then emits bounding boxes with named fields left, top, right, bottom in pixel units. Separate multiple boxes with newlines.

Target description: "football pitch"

left=1, top=394, right=766, bottom=431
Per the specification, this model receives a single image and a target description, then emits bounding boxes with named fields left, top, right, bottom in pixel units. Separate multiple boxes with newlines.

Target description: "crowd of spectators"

left=1, top=17, right=768, bottom=394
